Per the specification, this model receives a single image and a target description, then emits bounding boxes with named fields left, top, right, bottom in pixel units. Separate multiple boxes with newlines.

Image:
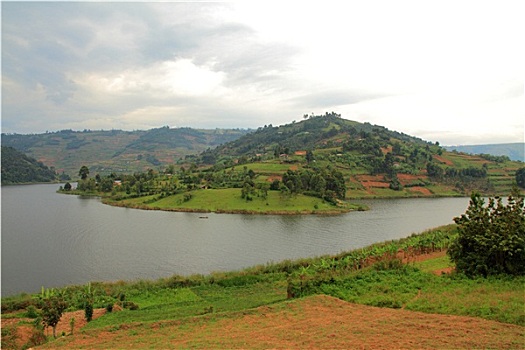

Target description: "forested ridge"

left=1, top=127, right=251, bottom=176
left=1, top=146, right=68, bottom=185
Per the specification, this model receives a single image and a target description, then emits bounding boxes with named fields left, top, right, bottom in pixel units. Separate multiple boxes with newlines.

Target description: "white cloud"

left=1, top=1, right=523, bottom=145
left=82, top=58, right=226, bottom=97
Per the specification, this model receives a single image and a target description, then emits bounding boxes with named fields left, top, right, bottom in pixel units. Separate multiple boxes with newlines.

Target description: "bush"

left=448, top=189, right=525, bottom=277
left=25, top=305, right=39, bottom=318
left=84, top=302, right=94, bottom=322
left=106, top=303, right=113, bottom=313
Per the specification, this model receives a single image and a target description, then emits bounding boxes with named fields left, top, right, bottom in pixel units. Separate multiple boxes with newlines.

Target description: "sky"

left=1, top=1, right=524, bottom=145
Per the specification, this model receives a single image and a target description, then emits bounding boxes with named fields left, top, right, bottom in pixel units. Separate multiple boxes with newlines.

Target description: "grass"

left=413, top=255, right=454, bottom=272
left=109, top=188, right=359, bottom=214
left=83, top=282, right=287, bottom=330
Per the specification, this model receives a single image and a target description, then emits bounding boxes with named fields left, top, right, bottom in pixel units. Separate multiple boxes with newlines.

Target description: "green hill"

left=1, top=127, right=250, bottom=177
left=0, top=146, right=65, bottom=185
left=184, top=113, right=522, bottom=199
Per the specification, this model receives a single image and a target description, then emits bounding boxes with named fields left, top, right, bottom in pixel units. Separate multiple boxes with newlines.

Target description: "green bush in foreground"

left=448, top=188, right=525, bottom=277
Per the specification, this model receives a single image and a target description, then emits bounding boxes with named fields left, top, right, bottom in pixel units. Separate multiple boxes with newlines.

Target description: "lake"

left=1, top=184, right=470, bottom=296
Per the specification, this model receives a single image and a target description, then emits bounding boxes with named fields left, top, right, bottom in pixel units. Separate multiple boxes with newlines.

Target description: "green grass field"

left=111, top=188, right=358, bottom=214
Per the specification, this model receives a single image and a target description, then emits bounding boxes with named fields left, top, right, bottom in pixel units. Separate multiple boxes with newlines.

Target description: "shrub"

left=106, top=303, right=114, bottom=313
left=25, top=305, right=39, bottom=318
left=84, top=302, right=94, bottom=322
left=448, top=188, right=525, bottom=277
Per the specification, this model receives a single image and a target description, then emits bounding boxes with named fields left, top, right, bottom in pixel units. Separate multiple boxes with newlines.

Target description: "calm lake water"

left=1, top=184, right=470, bottom=296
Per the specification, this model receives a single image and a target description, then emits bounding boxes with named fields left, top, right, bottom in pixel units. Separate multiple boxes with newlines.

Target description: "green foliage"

left=83, top=282, right=94, bottom=322
left=25, top=305, right=39, bottom=318
left=448, top=189, right=525, bottom=277
left=84, top=302, right=94, bottom=322
left=78, top=165, right=90, bottom=180
left=0, top=146, right=58, bottom=185
left=516, top=167, right=525, bottom=188
left=41, top=295, right=68, bottom=338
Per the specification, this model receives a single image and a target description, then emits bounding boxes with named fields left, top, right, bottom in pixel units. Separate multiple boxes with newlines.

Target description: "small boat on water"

left=199, top=216, right=208, bottom=219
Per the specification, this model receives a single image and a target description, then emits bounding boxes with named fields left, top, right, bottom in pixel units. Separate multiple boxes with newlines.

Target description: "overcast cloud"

left=2, top=1, right=523, bottom=145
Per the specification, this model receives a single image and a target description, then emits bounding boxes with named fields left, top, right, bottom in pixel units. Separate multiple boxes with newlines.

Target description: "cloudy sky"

left=2, top=1, right=523, bottom=145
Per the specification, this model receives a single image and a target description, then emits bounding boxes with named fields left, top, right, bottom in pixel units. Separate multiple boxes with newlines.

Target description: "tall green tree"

left=78, top=165, right=89, bottom=180
left=448, top=188, right=525, bottom=277
left=41, top=296, right=67, bottom=338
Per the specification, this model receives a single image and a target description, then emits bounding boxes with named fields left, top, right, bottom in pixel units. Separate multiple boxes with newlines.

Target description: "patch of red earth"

left=364, top=181, right=390, bottom=188
left=266, top=175, right=282, bottom=182
left=433, top=155, right=454, bottom=166
left=288, top=165, right=299, bottom=171
left=381, top=146, right=393, bottom=154
left=355, top=175, right=390, bottom=188
left=356, top=174, right=385, bottom=182
left=407, top=186, right=433, bottom=195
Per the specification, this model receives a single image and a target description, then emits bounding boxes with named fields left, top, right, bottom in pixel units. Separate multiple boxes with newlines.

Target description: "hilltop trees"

left=448, top=188, right=525, bottom=277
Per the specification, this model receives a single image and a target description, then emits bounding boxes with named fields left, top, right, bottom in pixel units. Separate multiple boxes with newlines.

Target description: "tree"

left=306, top=150, right=315, bottom=164
left=78, top=166, right=89, bottom=180
left=516, top=167, right=525, bottom=188
left=427, top=162, right=444, bottom=179
left=41, top=296, right=67, bottom=338
left=99, top=177, right=114, bottom=192
left=63, top=182, right=72, bottom=191
left=448, top=188, right=525, bottom=277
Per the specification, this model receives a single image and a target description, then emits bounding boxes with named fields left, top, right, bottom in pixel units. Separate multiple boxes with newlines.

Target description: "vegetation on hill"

left=0, top=146, right=69, bottom=185
left=1, top=127, right=251, bottom=177
left=60, top=114, right=523, bottom=214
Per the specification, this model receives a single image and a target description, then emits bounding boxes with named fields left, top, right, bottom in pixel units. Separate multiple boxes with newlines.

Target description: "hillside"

left=1, top=127, right=250, bottom=177
left=0, top=146, right=67, bottom=185
left=184, top=113, right=523, bottom=199
left=444, top=143, right=524, bottom=162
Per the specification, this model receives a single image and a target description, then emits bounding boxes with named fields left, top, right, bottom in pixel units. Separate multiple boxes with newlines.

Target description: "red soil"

left=433, top=155, right=454, bottom=166
left=407, top=186, right=433, bottom=195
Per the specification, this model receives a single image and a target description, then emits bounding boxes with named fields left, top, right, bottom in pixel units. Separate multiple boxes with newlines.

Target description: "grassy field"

left=106, top=188, right=362, bottom=214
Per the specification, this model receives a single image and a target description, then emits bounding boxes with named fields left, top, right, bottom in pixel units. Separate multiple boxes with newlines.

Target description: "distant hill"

left=1, top=127, right=251, bottom=177
left=444, top=143, right=524, bottom=162
left=1, top=146, right=65, bottom=185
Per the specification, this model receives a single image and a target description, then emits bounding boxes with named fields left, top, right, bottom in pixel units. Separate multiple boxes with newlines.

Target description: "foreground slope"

left=38, top=295, right=524, bottom=349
